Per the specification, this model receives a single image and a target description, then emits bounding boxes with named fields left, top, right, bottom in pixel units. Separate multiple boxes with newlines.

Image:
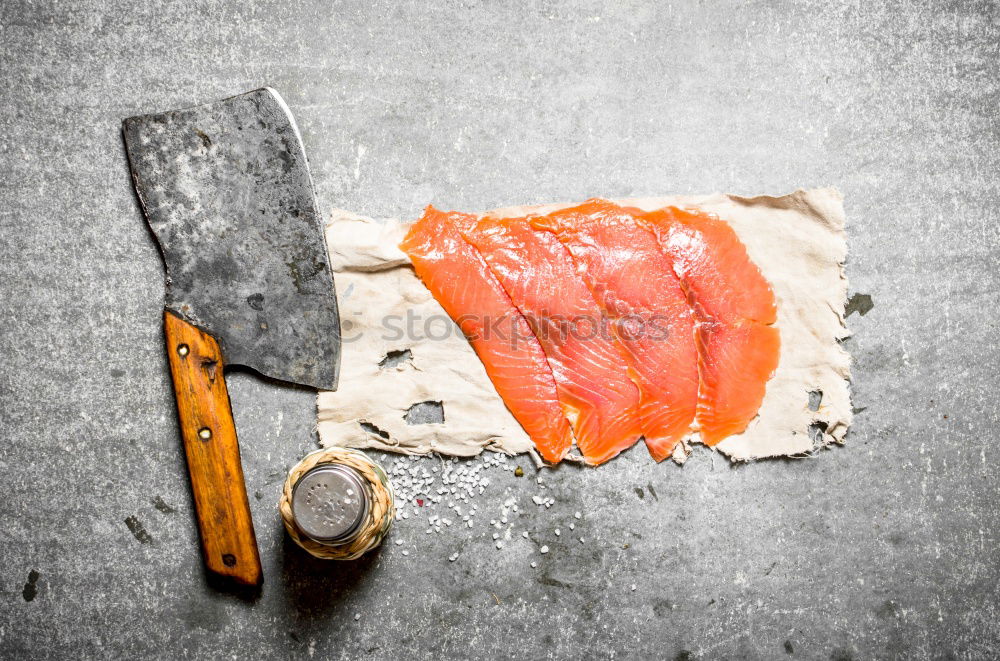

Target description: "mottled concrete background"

left=1, top=1, right=998, bottom=659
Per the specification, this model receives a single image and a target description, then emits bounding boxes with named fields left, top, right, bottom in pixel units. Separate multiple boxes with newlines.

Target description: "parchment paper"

left=317, top=188, right=851, bottom=462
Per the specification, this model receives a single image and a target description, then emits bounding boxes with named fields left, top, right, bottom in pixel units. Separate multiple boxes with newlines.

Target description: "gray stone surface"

left=1, top=0, right=997, bottom=658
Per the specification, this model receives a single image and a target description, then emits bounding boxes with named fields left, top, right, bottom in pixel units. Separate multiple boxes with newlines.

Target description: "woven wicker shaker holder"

left=279, top=447, right=396, bottom=560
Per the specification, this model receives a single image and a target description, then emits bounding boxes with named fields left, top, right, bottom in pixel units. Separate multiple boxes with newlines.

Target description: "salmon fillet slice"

left=639, top=206, right=780, bottom=445
left=643, top=206, right=777, bottom=324
left=695, top=320, right=781, bottom=442
left=530, top=199, right=699, bottom=462
left=399, top=207, right=574, bottom=463
left=463, top=214, right=643, bottom=465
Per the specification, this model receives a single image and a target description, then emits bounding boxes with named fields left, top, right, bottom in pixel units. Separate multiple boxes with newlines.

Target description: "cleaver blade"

left=123, top=87, right=341, bottom=391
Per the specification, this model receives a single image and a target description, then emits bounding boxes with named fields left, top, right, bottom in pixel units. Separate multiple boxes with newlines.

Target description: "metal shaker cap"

left=291, top=464, right=371, bottom=544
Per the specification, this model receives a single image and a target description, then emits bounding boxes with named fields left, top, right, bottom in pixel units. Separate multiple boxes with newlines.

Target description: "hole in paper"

left=808, top=420, right=828, bottom=445
left=379, top=348, right=413, bottom=369
left=359, top=421, right=391, bottom=440
left=404, top=401, right=444, bottom=425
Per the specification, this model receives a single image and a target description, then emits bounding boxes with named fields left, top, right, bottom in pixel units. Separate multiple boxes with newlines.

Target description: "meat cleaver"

left=123, top=88, right=341, bottom=587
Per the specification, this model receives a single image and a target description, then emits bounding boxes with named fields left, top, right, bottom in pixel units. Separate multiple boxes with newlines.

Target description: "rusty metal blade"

left=123, top=88, right=340, bottom=390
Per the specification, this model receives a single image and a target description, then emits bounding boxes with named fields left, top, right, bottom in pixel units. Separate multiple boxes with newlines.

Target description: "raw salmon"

left=530, top=200, right=699, bottom=461
left=399, top=207, right=574, bottom=463
left=638, top=206, right=780, bottom=445
left=694, top=320, right=781, bottom=442
left=463, top=215, right=644, bottom=465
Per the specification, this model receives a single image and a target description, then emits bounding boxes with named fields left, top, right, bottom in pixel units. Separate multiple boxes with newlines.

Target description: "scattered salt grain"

left=387, top=453, right=583, bottom=559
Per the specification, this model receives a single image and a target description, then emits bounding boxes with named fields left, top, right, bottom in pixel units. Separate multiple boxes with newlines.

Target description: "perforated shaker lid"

left=291, top=464, right=371, bottom=544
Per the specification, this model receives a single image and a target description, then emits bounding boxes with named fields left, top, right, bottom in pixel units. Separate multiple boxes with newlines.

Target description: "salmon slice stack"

left=399, top=207, right=575, bottom=463
left=463, top=215, right=644, bottom=466
left=399, top=198, right=781, bottom=465
left=638, top=206, right=781, bottom=445
left=530, top=200, right=699, bottom=462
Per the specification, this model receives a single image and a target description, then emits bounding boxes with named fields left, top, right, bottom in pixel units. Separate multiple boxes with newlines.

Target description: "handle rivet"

left=222, top=553, right=236, bottom=567
left=198, top=427, right=212, bottom=440
left=177, top=343, right=190, bottom=357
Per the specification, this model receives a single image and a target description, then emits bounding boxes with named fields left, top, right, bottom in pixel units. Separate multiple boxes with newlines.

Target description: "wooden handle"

left=164, top=310, right=262, bottom=588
